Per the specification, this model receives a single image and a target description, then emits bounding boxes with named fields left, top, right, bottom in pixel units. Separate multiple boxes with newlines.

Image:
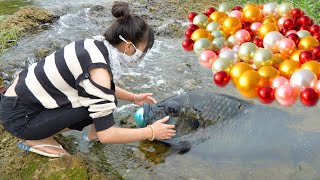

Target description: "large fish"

left=134, top=91, right=252, bottom=153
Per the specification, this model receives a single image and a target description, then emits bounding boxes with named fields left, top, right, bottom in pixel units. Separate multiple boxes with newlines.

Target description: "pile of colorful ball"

left=182, top=2, right=320, bottom=106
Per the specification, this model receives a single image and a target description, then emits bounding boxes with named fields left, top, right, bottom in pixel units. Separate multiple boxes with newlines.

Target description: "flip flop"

left=17, top=142, right=67, bottom=158
left=83, top=132, right=99, bottom=142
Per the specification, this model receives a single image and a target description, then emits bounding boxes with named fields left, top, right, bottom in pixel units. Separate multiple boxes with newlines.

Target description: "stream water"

left=1, top=0, right=320, bottom=179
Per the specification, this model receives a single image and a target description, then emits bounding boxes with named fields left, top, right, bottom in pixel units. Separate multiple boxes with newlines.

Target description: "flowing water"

left=1, top=0, right=320, bottom=179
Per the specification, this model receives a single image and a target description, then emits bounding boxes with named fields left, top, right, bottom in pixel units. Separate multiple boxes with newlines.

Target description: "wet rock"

left=34, top=47, right=52, bottom=59
left=183, top=79, right=197, bottom=91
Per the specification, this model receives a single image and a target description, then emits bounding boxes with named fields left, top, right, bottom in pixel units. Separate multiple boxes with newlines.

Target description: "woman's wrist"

left=146, top=125, right=155, bottom=141
left=132, top=93, right=137, bottom=102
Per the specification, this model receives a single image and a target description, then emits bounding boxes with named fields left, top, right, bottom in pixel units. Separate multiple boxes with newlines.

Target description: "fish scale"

left=143, top=91, right=251, bottom=151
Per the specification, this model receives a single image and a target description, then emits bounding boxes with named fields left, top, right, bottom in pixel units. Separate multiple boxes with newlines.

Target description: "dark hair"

left=104, top=1, right=154, bottom=53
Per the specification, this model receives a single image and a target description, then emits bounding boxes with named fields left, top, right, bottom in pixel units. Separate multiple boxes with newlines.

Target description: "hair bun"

left=112, top=1, right=130, bottom=19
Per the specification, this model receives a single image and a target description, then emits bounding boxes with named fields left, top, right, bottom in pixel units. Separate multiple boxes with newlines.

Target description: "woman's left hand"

left=133, top=93, right=157, bottom=105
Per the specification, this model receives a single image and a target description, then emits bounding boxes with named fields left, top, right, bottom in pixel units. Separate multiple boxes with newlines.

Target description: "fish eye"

left=165, top=101, right=180, bottom=116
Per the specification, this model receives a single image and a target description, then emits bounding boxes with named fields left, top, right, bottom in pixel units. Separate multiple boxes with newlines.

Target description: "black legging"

left=0, top=95, right=92, bottom=140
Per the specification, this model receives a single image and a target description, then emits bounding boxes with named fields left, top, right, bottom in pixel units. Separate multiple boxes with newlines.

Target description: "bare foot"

left=25, top=137, right=70, bottom=156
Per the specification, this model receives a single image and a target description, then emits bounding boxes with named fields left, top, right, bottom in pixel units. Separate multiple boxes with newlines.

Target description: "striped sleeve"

left=77, top=77, right=116, bottom=131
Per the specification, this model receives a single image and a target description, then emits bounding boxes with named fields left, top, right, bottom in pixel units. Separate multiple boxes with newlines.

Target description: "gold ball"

left=273, top=53, right=286, bottom=69
left=230, top=62, right=254, bottom=84
left=290, top=50, right=303, bottom=62
left=258, top=66, right=280, bottom=86
left=298, top=36, right=320, bottom=50
left=243, top=7, right=263, bottom=23
left=222, top=17, right=242, bottom=35
left=301, top=60, right=320, bottom=78
left=262, top=16, right=277, bottom=24
left=278, top=60, right=301, bottom=78
left=258, top=22, right=279, bottom=38
left=191, top=29, right=213, bottom=41
left=209, top=11, right=227, bottom=24
left=236, top=70, right=264, bottom=98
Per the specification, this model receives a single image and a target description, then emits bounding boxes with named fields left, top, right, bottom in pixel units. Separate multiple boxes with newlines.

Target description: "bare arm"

left=115, top=85, right=157, bottom=105
left=89, top=68, right=175, bottom=144
left=115, top=85, right=135, bottom=102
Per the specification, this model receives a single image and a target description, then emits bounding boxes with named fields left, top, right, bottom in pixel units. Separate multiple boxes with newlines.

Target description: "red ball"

left=206, top=7, right=216, bottom=15
left=182, top=38, right=194, bottom=51
left=300, top=88, right=319, bottom=106
left=242, top=22, right=251, bottom=30
left=233, top=6, right=243, bottom=11
left=188, top=24, right=199, bottom=31
left=309, top=24, right=320, bottom=35
left=311, top=46, right=320, bottom=60
left=252, top=37, right=263, bottom=47
left=213, top=71, right=230, bottom=87
left=188, top=12, right=198, bottom=22
left=291, top=8, right=304, bottom=19
left=280, top=28, right=288, bottom=36
left=313, top=33, right=320, bottom=42
left=299, top=25, right=310, bottom=31
left=258, top=86, right=275, bottom=104
left=202, top=12, right=210, bottom=17
left=299, top=50, right=315, bottom=64
left=299, top=15, right=313, bottom=26
left=287, top=33, right=300, bottom=45
left=283, top=19, right=294, bottom=30
left=185, top=29, right=195, bottom=39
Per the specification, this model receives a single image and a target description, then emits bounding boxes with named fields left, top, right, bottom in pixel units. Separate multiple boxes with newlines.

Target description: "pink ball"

left=272, top=76, right=289, bottom=89
left=278, top=17, right=289, bottom=30
left=235, top=29, right=251, bottom=45
left=275, top=84, right=298, bottom=106
left=285, top=30, right=298, bottom=36
left=250, top=22, right=262, bottom=33
left=314, top=80, right=320, bottom=94
left=199, top=50, right=217, bottom=68
left=277, top=38, right=297, bottom=55
left=220, top=47, right=232, bottom=53
left=229, top=10, right=242, bottom=19
left=232, top=45, right=240, bottom=52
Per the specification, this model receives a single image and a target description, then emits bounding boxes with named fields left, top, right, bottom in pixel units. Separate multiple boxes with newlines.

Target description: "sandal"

left=17, top=142, right=68, bottom=158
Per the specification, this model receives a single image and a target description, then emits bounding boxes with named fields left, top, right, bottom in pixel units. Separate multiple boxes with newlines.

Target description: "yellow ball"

left=222, top=17, right=242, bottom=35
left=290, top=50, right=303, bottom=62
left=278, top=60, right=301, bottom=78
left=209, top=11, right=227, bottom=24
left=298, top=36, right=320, bottom=50
left=258, top=22, right=279, bottom=38
left=191, top=29, right=213, bottom=41
left=230, top=62, right=254, bottom=84
left=258, top=66, right=280, bottom=86
left=301, top=60, right=320, bottom=78
left=236, top=70, right=264, bottom=98
left=243, top=7, right=263, bottom=23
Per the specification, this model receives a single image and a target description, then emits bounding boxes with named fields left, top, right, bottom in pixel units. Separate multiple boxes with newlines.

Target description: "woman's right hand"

left=150, top=116, right=176, bottom=140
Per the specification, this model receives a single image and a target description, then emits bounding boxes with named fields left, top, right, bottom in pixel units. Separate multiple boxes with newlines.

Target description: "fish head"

left=134, top=100, right=182, bottom=128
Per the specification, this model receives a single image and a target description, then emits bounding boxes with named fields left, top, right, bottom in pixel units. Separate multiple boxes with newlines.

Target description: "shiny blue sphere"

left=134, top=107, right=146, bottom=127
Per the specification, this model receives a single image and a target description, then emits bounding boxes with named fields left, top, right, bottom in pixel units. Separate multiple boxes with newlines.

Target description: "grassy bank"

left=0, top=6, right=57, bottom=55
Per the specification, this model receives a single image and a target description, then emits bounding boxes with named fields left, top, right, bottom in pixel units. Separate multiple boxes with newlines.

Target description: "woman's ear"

left=124, top=42, right=135, bottom=55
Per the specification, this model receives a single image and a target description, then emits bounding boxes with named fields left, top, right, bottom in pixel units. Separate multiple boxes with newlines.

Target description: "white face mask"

left=119, top=35, right=146, bottom=67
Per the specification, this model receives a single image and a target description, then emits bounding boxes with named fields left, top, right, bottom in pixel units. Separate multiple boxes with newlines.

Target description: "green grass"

left=0, top=28, right=21, bottom=54
left=0, top=0, right=32, bottom=15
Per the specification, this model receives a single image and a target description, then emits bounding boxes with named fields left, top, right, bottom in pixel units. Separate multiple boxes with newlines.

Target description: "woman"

left=0, top=2, right=176, bottom=158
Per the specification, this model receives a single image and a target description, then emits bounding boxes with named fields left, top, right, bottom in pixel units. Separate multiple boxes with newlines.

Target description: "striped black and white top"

left=15, top=39, right=117, bottom=130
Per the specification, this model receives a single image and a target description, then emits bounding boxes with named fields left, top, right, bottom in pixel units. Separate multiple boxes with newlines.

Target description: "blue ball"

left=134, top=107, right=146, bottom=127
